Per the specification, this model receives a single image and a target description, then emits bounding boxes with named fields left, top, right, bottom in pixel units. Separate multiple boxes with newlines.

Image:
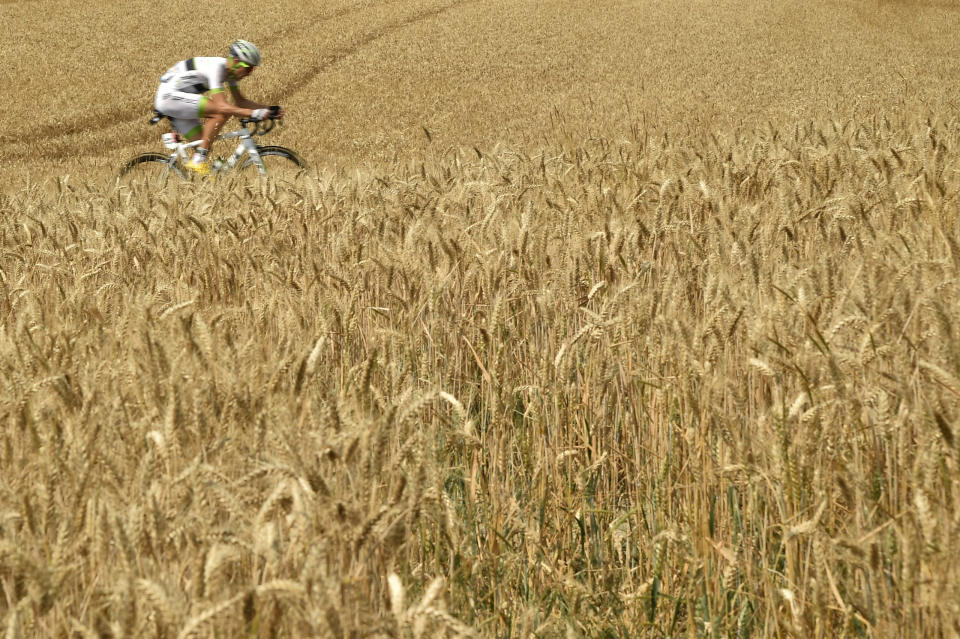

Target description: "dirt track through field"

left=257, top=0, right=388, bottom=48
left=277, top=0, right=474, bottom=100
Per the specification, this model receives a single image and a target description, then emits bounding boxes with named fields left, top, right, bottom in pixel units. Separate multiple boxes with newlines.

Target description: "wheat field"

left=2, top=0, right=960, bottom=637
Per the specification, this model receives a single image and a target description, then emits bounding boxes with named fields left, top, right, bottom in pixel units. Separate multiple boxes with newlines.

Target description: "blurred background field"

left=3, top=0, right=960, bottom=180
left=2, top=0, right=960, bottom=637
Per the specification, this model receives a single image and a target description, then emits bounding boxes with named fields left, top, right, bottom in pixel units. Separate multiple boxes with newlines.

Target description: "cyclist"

left=154, top=40, right=285, bottom=175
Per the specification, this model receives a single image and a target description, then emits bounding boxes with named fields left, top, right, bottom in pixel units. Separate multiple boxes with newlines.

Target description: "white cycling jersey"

left=159, top=57, right=238, bottom=95
left=155, top=57, right=242, bottom=136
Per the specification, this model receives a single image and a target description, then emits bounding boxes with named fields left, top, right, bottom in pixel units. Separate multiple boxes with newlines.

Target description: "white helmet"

left=229, top=39, right=261, bottom=66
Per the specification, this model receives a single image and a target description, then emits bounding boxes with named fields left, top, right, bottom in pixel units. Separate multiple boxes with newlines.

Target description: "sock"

left=191, top=147, right=210, bottom=164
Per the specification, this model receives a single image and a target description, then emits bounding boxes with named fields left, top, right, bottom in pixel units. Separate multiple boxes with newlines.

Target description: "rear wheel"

left=241, top=146, right=306, bottom=182
left=119, top=152, right=183, bottom=187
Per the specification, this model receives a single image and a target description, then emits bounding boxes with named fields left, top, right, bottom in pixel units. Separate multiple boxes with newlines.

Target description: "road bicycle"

left=119, top=110, right=305, bottom=184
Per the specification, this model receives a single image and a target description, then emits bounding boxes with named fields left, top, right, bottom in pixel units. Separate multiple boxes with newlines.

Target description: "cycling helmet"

left=229, top=40, right=262, bottom=66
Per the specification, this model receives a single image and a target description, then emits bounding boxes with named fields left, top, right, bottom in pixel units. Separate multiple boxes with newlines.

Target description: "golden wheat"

left=3, top=0, right=960, bottom=636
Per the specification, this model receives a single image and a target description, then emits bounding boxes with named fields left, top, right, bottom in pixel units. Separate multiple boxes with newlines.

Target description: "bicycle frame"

left=162, top=126, right=267, bottom=175
left=121, top=113, right=301, bottom=182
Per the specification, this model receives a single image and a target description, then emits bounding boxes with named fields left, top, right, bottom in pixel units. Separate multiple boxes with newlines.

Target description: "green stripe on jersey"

left=209, top=88, right=224, bottom=95
left=184, top=124, right=203, bottom=139
left=197, top=96, right=209, bottom=118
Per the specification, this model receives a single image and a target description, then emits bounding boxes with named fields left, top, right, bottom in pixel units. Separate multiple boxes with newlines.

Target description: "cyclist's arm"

left=228, top=85, right=268, bottom=110
left=200, top=91, right=259, bottom=118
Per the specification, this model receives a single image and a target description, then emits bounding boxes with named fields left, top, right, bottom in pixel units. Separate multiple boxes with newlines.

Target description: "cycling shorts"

left=154, top=86, right=205, bottom=137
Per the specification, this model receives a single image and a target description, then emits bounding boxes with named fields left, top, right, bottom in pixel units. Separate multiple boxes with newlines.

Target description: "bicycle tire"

left=119, top=152, right=184, bottom=183
left=241, top=146, right=306, bottom=179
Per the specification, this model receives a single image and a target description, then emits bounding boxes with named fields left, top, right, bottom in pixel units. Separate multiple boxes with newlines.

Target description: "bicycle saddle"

left=149, top=110, right=171, bottom=125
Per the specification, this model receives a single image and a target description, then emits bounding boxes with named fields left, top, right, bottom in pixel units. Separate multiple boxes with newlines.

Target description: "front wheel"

left=240, top=146, right=306, bottom=181
left=119, top=152, right=183, bottom=187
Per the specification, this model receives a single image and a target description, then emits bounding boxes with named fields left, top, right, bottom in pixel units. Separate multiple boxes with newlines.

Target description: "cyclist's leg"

left=156, top=88, right=209, bottom=171
left=172, top=118, right=203, bottom=140
left=200, top=112, right=230, bottom=149
left=155, top=88, right=204, bottom=129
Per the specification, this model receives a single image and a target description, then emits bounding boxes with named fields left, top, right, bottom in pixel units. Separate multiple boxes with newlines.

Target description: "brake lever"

left=238, top=117, right=276, bottom=135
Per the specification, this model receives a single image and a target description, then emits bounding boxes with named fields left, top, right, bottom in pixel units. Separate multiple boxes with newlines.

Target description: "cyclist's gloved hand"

left=268, top=105, right=284, bottom=119
left=250, top=108, right=269, bottom=121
